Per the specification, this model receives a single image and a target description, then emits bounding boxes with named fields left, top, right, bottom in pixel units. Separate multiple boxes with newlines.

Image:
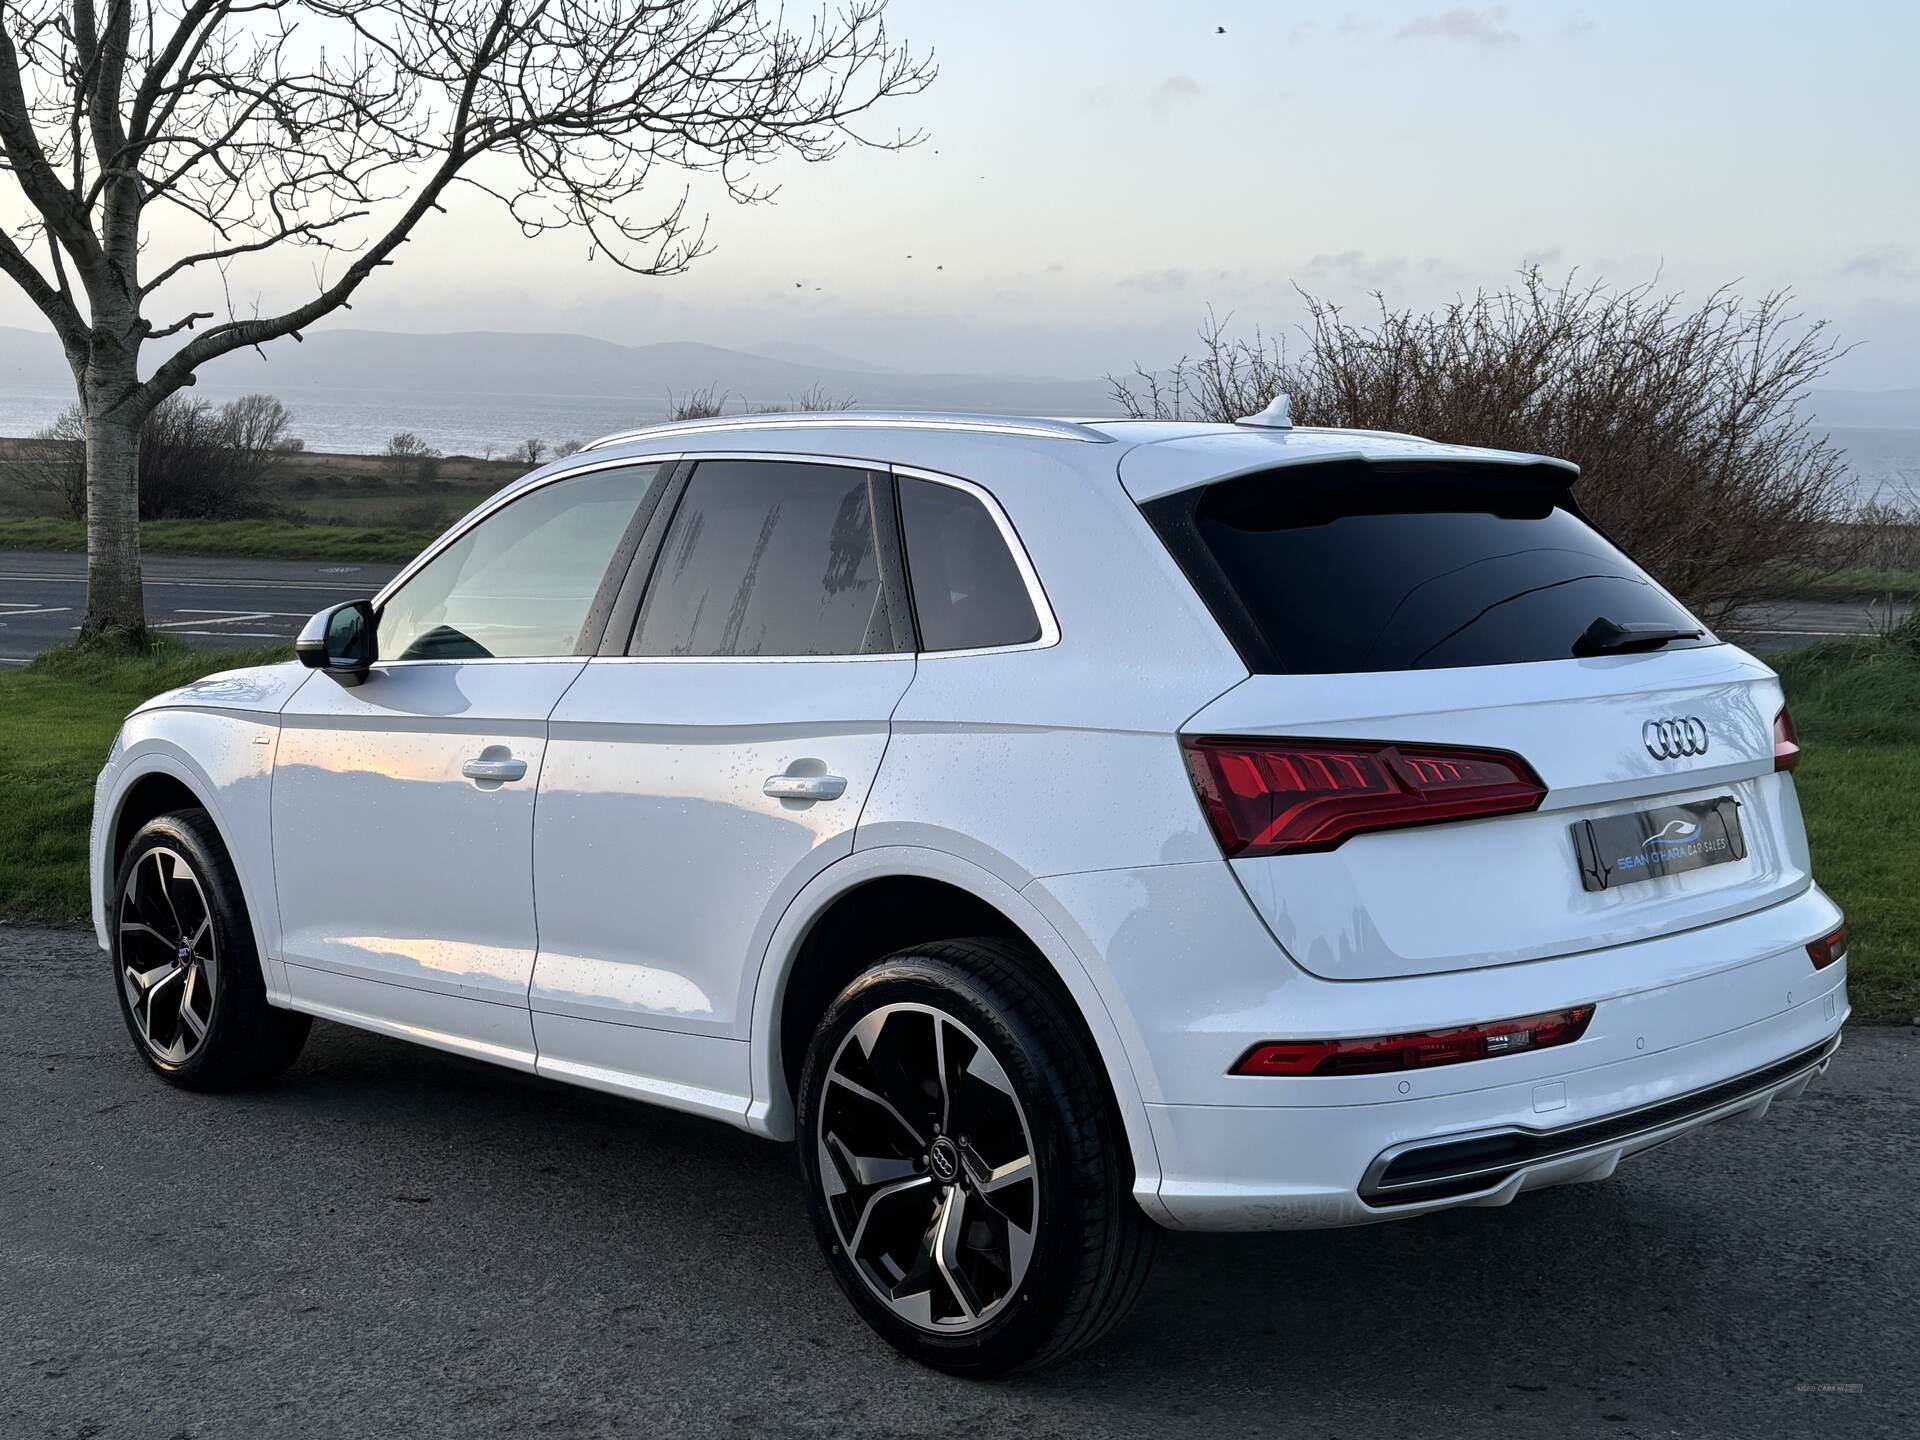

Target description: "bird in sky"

left=1216, top=25, right=1226, bottom=34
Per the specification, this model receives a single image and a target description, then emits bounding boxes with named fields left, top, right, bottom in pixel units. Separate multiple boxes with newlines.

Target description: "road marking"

left=1725, top=628, right=1866, bottom=638
left=0, top=571, right=384, bottom=592
left=0, top=604, right=74, bottom=618
left=151, top=611, right=274, bottom=630
left=174, top=607, right=314, bottom=618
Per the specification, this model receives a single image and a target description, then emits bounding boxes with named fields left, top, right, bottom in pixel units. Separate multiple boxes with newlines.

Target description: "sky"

left=4, top=0, right=1919, bottom=387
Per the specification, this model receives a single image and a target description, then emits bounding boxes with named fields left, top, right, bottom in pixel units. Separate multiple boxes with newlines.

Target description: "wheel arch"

left=96, top=738, right=287, bottom=1003
left=745, top=845, right=1166, bottom=1215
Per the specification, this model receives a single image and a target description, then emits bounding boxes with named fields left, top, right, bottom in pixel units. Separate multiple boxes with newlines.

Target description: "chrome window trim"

left=891, top=463, right=1061, bottom=657
left=371, top=453, right=683, bottom=611
left=580, top=413, right=1110, bottom=453
left=367, top=450, right=1059, bottom=666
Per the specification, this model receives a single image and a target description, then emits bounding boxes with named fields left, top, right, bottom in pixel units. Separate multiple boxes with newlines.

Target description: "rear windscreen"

left=1142, top=462, right=1715, bottom=674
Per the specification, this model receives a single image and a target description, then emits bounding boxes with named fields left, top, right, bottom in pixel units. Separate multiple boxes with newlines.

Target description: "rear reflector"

left=1807, top=925, right=1848, bottom=970
left=1774, top=706, right=1801, bottom=773
left=1181, top=736, right=1546, bottom=857
left=1232, top=1006, right=1596, bottom=1077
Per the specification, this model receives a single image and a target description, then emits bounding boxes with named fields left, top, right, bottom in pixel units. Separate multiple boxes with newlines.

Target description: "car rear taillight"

left=1180, top=736, right=1547, bottom=857
left=1232, top=1006, right=1595, bottom=1077
left=1774, top=706, right=1801, bottom=772
left=1807, top=925, right=1848, bottom=970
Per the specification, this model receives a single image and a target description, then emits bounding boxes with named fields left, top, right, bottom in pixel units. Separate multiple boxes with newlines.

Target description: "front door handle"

left=463, top=754, right=528, bottom=784
left=763, top=772, right=848, bottom=802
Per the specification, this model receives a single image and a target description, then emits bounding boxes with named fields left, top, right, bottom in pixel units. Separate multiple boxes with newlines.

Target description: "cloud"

left=1290, top=14, right=1376, bottom=43
left=1562, top=11, right=1597, bottom=37
left=1145, top=74, right=1202, bottom=120
left=1839, top=245, right=1917, bottom=282
left=1396, top=7, right=1521, bottom=45
left=1120, top=267, right=1192, bottom=295
left=1302, top=251, right=1410, bottom=286
left=1520, top=245, right=1564, bottom=267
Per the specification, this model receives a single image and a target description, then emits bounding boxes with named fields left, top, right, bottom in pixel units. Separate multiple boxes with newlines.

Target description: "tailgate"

left=1185, top=646, right=1811, bottom=980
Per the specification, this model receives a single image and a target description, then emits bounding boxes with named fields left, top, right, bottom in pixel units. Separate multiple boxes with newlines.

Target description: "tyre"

left=795, top=939, right=1157, bottom=1374
left=110, top=809, right=311, bottom=1089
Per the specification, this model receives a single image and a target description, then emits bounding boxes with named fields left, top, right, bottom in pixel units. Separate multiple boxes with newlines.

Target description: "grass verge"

left=0, top=515, right=437, bottom=563
left=2, top=628, right=1915, bottom=1021
left=1771, top=617, right=1920, bottom=1023
left=0, top=635, right=289, bottom=925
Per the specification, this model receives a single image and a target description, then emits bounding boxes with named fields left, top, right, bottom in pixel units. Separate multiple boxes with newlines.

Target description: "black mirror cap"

left=296, top=599, right=377, bottom=684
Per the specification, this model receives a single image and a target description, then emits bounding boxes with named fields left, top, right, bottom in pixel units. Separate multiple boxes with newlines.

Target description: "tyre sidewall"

left=796, top=955, right=1096, bottom=1374
left=110, top=812, right=257, bottom=1085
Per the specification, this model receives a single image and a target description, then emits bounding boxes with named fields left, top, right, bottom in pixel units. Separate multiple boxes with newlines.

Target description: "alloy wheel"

left=118, top=847, right=219, bottom=1065
left=817, top=1002, right=1039, bottom=1332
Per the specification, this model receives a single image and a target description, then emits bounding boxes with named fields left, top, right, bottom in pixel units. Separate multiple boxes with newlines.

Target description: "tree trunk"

left=81, top=374, right=146, bottom=636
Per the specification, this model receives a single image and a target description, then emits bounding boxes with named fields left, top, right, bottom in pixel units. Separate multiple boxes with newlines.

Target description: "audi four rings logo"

left=1643, top=716, right=1709, bottom=760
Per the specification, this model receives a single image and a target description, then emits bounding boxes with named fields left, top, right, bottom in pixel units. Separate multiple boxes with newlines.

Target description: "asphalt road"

left=0, top=549, right=1909, bottom=664
left=2, top=926, right=1915, bottom=1438
left=0, top=551, right=401, bottom=664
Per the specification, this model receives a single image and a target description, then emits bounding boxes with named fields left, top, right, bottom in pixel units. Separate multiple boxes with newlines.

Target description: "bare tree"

left=384, top=429, right=442, bottom=482
left=0, top=2, right=933, bottom=634
left=1110, top=275, right=1856, bottom=624
left=515, top=436, right=546, bottom=466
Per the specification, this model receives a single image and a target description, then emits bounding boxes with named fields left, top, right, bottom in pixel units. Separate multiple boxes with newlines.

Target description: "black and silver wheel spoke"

left=819, top=1003, right=1038, bottom=1333
left=118, top=847, right=218, bottom=1066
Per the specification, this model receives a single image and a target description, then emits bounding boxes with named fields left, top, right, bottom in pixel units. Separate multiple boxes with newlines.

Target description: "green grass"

left=1772, top=617, right=1920, bottom=1023
left=0, top=635, right=289, bottom=925
left=0, top=515, right=437, bottom=563
left=2, top=626, right=1916, bottom=1021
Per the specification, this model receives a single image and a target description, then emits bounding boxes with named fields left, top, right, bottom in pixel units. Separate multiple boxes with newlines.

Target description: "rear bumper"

left=1358, top=1031, right=1839, bottom=1208
left=1027, top=857, right=1853, bottom=1231
left=1140, top=956, right=1848, bottom=1230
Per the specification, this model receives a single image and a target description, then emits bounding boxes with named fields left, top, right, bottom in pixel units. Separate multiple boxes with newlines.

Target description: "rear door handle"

left=763, top=772, right=848, bottom=802
left=463, top=755, right=528, bottom=783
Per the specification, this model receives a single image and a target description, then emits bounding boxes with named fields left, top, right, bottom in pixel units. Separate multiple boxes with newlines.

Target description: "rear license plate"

left=1570, top=797, right=1746, bottom=893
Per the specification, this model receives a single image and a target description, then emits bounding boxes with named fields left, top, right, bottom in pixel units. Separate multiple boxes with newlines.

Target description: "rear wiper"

left=1573, top=616, right=1704, bottom=657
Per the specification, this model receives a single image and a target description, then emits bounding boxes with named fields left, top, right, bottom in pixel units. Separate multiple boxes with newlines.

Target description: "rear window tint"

left=898, top=476, right=1041, bottom=651
left=1142, top=463, right=1714, bottom=674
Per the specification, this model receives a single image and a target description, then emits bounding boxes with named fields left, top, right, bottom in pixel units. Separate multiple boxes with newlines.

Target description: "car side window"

left=897, top=476, right=1042, bottom=652
left=629, top=459, right=896, bottom=658
left=377, top=463, right=657, bottom=661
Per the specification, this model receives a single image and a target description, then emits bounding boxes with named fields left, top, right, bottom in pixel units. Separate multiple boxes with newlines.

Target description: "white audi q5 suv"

left=92, top=408, right=1849, bottom=1373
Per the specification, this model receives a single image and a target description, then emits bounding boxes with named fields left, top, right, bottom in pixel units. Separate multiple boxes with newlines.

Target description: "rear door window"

left=630, top=459, right=898, bottom=657
left=1142, top=463, right=1714, bottom=674
left=897, top=476, right=1042, bottom=652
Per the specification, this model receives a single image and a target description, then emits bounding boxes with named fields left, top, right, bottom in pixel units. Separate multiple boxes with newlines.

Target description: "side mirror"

left=296, top=600, right=377, bottom=684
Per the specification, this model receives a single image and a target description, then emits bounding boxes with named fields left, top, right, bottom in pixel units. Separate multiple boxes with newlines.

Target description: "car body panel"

left=271, top=658, right=586, bottom=1060
left=1186, top=646, right=1811, bottom=979
left=528, top=653, right=915, bottom=1039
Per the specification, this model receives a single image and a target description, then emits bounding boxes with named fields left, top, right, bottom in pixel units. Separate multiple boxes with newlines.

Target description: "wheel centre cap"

left=928, top=1135, right=961, bottom=1184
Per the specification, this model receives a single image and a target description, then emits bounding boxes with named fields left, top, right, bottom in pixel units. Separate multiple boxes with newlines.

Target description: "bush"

left=22, top=393, right=299, bottom=521
left=1109, top=272, right=1857, bottom=625
left=749, top=383, right=858, bottom=413
left=668, top=384, right=728, bottom=421
left=391, top=500, right=454, bottom=531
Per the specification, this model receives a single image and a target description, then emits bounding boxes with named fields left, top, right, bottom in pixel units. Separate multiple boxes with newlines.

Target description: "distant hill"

left=0, top=324, right=1114, bottom=416
left=741, top=339, right=897, bottom=374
